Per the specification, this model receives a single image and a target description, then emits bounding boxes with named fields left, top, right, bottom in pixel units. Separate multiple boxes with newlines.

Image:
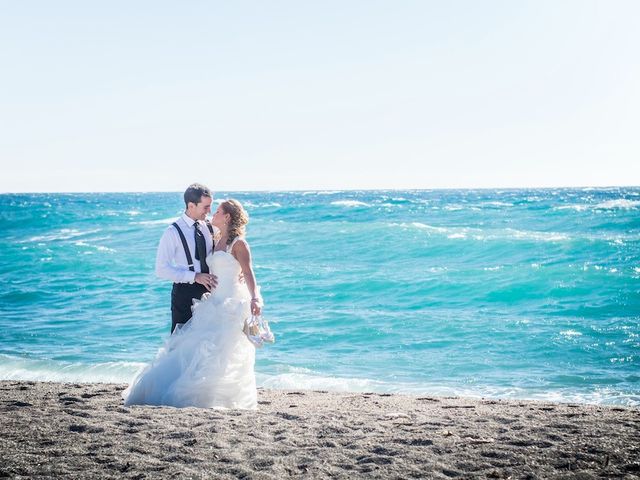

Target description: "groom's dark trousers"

left=171, top=283, right=208, bottom=333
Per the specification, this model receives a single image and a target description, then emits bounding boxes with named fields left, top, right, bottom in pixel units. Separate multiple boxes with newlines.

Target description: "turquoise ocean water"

left=1, top=188, right=639, bottom=405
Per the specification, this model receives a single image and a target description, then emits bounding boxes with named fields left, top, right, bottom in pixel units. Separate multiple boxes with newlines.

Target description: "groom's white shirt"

left=155, top=213, right=214, bottom=284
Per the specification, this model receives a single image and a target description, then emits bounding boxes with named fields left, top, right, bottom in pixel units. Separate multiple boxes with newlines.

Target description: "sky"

left=1, top=1, right=639, bottom=193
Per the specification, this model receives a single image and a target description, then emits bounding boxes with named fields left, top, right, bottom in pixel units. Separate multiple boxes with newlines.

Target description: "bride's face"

left=211, top=204, right=230, bottom=229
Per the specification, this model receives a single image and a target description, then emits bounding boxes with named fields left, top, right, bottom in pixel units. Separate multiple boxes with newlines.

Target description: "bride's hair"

left=221, top=199, right=249, bottom=245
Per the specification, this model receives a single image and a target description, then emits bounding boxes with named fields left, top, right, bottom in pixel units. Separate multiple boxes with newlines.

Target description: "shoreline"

left=2, top=381, right=639, bottom=478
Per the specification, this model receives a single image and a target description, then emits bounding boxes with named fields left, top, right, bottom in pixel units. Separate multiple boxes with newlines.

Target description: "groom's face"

left=190, top=195, right=212, bottom=220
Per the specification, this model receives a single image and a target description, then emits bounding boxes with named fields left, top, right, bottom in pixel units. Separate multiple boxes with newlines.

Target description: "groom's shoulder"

left=161, top=218, right=184, bottom=236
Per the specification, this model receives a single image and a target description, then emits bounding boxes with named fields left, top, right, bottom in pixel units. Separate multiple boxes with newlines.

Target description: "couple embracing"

left=123, top=184, right=263, bottom=410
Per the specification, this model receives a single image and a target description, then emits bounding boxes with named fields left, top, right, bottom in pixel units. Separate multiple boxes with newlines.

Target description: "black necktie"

left=193, top=221, right=209, bottom=274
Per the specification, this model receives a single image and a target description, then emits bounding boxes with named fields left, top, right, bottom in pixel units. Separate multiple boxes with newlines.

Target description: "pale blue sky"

left=1, top=1, right=639, bottom=192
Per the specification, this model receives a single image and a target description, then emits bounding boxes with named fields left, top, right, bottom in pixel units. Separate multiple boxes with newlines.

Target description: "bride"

left=122, top=199, right=262, bottom=409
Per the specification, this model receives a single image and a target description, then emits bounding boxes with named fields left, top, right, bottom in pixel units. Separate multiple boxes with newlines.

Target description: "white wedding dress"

left=122, top=240, right=257, bottom=409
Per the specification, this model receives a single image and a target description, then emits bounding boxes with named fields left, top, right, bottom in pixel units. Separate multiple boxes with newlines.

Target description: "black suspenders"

left=172, top=222, right=194, bottom=271
left=172, top=221, right=215, bottom=272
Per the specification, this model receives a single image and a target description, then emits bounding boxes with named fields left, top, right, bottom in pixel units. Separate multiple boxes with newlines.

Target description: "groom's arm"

left=155, top=228, right=197, bottom=284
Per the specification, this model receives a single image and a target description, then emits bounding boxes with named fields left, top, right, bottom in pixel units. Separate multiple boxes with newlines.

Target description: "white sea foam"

left=580, top=264, right=621, bottom=274
left=481, top=201, right=513, bottom=207
left=609, top=356, right=635, bottom=364
left=595, top=199, right=640, bottom=209
left=407, top=223, right=569, bottom=242
left=243, top=201, right=282, bottom=208
left=427, top=266, right=448, bottom=273
left=556, top=199, right=640, bottom=211
left=256, top=370, right=494, bottom=397
left=255, top=371, right=639, bottom=406
left=504, top=228, right=570, bottom=242
left=409, top=222, right=449, bottom=234
left=74, top=240, right=116, bottom=253
left=0, top=355, right=144, bottom=384
left=555, top=204, right=590, bottom=212
left=25, top=228, right=102, bottom=243
left=560, top=330, right=583, bottom=338
left=331, top=200, right=370, bottom=207
left=1, top=356, right=636, bottom=406
left=135, top=217, right=176, bottom=225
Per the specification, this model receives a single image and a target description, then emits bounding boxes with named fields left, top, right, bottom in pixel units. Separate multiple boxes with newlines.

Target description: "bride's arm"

left=232, top=239, right=262, bottom=315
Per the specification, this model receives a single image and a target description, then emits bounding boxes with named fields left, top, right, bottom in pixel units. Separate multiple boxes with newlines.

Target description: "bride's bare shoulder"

left=230, top=237, right=251, bottom=256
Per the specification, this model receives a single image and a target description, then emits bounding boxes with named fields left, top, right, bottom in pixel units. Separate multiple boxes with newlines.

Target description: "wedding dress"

left=122, top=239, right=257, bottom=409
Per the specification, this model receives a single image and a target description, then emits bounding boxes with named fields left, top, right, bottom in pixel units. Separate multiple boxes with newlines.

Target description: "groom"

left=156, top=183, right=218, bottom=333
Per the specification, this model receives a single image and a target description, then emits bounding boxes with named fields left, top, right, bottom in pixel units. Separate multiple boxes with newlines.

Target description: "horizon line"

left=1, top=184, right=639, bottom=195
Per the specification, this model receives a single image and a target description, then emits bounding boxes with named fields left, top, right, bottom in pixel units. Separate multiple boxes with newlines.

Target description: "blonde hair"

left=221, top=199, right=249, bottom=245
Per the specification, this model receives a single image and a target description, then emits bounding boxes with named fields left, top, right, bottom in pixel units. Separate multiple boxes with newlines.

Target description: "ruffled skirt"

left=122, top=290, right=256, bottom=409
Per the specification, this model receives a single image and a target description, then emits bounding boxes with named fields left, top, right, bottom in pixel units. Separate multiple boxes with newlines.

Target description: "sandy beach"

left=1, top=381, right=638, bottom=479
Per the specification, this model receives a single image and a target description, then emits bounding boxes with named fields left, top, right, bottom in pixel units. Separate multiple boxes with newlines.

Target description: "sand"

left=0, top=381, right=638, bottom=479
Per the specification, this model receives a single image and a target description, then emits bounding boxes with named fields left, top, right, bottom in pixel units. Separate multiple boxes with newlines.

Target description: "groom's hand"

left=195, top=273, right=218, bottom=291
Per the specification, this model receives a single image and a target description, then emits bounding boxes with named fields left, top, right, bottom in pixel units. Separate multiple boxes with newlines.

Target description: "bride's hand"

left=250, top=297, right=262, bottom=315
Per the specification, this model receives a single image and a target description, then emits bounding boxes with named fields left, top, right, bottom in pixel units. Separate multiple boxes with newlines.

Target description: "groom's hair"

left=184, top=183, right=212, bottom=206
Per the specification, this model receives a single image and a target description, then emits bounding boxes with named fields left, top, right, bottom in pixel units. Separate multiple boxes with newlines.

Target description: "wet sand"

left=1, top=381, right=638, bottom=479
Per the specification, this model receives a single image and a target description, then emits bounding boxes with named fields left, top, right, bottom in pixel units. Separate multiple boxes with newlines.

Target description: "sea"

left=1, top=188, right=639, bottom=406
